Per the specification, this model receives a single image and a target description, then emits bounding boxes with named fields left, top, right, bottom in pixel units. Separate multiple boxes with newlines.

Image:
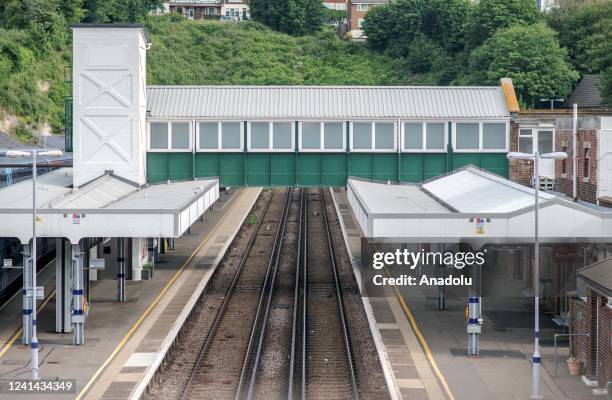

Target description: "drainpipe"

left=397, top=118, right=401, bottom=183
left=573, top=104, right=578, bottom=200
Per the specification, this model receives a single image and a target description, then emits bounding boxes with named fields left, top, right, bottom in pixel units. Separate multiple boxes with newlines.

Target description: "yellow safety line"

left=0, top=288, right=57, bottom=359
left=389, top=281, right=456, bottom=400
left=75, top=189, right=247, bottom=400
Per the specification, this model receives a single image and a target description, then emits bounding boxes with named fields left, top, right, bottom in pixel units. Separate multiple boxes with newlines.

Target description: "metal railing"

left=553, top=332, right=590, bottom=376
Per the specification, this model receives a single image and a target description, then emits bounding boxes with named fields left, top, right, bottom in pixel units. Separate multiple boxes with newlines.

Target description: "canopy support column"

left=71, top=243, right=85, bottom=345
left=117, top=238, right=126, bottom=302
left=21, top=243, right=32, bottom=345
left=467, top=287, right=481, bottom=356
left=55, top=239, right=71, bottom=333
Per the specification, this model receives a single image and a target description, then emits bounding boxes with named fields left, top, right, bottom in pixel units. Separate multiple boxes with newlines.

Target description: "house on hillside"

left=163, top=0, right=249, bottom=20
left=347, top=0, right=387, bottom=39
left=324, top=0, right=347, bottom=11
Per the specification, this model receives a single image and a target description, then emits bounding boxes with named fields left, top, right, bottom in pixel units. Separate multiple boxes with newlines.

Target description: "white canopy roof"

left=347, top=167, right=612, bottom=243
left=0, top=169, right=219, bottom=244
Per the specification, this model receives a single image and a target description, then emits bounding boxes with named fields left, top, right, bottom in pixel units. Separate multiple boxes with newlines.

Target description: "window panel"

left=273, top=122, right=292, bottom=150
left=171, top=122, right=190, bottom=149
left=324, top=122, right=344, bottom=150
left=352, top=123, right=372, bottom=149
left=301, top=122, right=320, bottom=149
left=375, top=123, right=394, bottom=149
left=456, top=123, right=479, bottom=150
left=519, top=137, right=533, bottom=154
left=150, top=123, right=168, bottom=150
left=518, top=129, right=533, bottom=154
left=538, top=130, right=553, bottom=154
left=199, top=122, right=218, bottom=149
left=221, top=122, right=241, bottom=149
left=250, top=122, right=269, bottom=149
left=426, top=123, right=445, bottom=150
left=482, top=123, right=506, bottom=150
left=404, top=123, right=422, bottom=149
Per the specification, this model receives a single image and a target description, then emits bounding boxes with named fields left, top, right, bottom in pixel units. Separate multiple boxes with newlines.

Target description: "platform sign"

left=26, top=287, right=44, bottom=300
left=3, top=259, right=12, bottom=268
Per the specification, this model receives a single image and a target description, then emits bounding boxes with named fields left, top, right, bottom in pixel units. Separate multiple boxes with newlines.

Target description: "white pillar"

left=71, top=243, right=85, bottom=345
left=22, top=243, right=32, bottom=345
left=131, top=238, right=143, bottom=281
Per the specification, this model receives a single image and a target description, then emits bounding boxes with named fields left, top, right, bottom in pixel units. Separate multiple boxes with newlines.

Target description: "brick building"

left=165, top=0, right=249, bottom=20
left=324, top=0, right=347, bottom=11
left=508, top=110, right=612, bottom=204
left=347, top=0, right=388, bottom=39
left=573, top=259, right=612, bottom=389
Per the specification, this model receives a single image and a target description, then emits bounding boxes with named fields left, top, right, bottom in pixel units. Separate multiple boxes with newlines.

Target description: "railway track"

left=180, top=188, right=292, bottom=400
left=166, top=188, right=362, bottom=400
left=294, top=188, right=359, bottom=400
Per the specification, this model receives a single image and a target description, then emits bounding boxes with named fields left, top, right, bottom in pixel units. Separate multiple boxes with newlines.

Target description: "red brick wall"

left=572, top=297, right=598, bottom=375
left=508, top=124, right=534, bottom=186
left=348, top=3, right=368, bottom=30
left=572, top=296, right=612, bottom=385
left=508, top=123, right=602, bottom=204
left=554, top=129, right=598, bottom=202
left=597, top=298, right=611, bottom=388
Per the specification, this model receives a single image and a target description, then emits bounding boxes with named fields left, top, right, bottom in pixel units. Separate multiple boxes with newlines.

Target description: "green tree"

left=0, top=0, right=68, bottom=52
left=83, top=0, right=162, bottom=23
left=465, top=0, right=540, bottom=48
left=250, top=0, right=324, bottom=35
left=546, top=1, right=612, bottom=73
left=464, top=23, right=579, bottom=105
left=363, top=0, right=470, bottom=57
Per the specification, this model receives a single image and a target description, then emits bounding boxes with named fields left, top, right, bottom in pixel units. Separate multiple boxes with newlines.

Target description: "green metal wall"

left=147, top=152, right=509, bottom=187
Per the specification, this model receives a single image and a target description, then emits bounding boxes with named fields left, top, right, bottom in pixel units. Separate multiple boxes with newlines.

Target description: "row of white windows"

left=148, top=121, right=509, bottom=153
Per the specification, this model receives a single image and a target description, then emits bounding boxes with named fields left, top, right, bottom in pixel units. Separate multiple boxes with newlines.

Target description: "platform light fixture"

left=3, top=148, right=64, bottom=380
left=507, top=150, right=567, bottom=399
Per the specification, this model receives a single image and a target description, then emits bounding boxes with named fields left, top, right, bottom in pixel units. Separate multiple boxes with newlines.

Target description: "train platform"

left=0, top=187, right=261, bottom=400
left=331, top=187, right=602, bottom=400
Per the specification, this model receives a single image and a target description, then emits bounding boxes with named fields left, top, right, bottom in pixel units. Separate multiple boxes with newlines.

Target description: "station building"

left=1, top=23, right=611, bottom=391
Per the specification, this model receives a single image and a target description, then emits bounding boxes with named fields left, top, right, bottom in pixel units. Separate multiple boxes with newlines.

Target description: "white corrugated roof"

left=48, top=174, right=136, bottom=209
left=349, top=179, right=449, bottom=214
left=422, top=168, right=555, bottom=213
left=0, top=169, right=72, bottom=209
left=108, top=178, right=217, bottom=210
left=146, top=86, right=510, bottom=120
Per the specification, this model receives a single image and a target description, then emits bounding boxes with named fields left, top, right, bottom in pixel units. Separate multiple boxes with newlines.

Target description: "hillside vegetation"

left=0, top=15, right=410, bottom=140
left=146, top=16, right=410, bottom=86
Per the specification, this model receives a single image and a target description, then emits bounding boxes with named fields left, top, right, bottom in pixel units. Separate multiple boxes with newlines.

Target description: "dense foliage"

left=249, top=0, right=325, bottom=35
left=0, top=9, right=410, bottom=140
left=1, top=0, right=610, bottom=141
left=462, top=23, right=579, bottom=105
left=545, top=0, right=612, bottom=105
left=146, top=16, right=409, bottom=85
left=363, top=0, right=586, bottom=105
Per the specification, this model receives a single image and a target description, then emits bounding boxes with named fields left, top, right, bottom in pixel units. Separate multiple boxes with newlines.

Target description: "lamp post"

left=507, top=150, right=567, bottom=399
left=4, top=149, right=63, bottom=380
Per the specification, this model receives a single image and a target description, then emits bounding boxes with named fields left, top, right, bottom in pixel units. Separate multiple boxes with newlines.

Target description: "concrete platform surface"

left=0, top=187, right=261, bottom=400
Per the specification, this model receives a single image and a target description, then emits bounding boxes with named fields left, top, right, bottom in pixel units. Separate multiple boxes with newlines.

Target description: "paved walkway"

left=332, top=187, right=601, bottom=400
left=0, top=187, right=261, bottom=400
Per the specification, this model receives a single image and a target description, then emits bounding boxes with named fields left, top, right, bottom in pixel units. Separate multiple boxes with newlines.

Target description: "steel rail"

left=319, top=187, right=360, bottom=400
left=300, top=188, right=308, bottom=400
left=235, top=188, right=293, bottom=400
left=179, top=189, right=282, bottom=400
left=287, top=188, right=305, bottom=400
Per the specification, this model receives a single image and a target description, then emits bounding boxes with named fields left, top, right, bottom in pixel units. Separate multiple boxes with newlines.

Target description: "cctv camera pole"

left=532, top=152, right=542, bottom=399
